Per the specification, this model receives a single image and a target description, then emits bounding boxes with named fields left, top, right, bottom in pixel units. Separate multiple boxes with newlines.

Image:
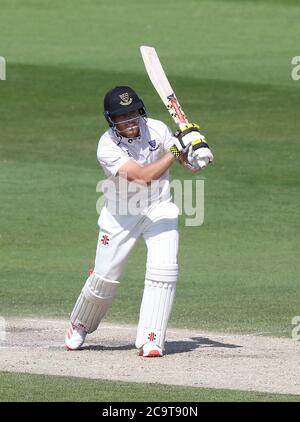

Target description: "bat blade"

left=140, top=46, right=188, bottom=126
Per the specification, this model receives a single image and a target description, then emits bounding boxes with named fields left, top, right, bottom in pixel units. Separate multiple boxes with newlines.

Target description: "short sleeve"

left=97, top=134, right=132, bottom=177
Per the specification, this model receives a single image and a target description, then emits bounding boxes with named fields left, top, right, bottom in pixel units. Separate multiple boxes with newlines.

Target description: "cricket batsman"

left=65, top=86, right=213, bottom=357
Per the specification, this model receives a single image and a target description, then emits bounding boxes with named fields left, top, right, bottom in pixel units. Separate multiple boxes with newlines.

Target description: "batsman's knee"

left=70, top=272, right=119, bottom=333
left=146, top=263, right=178, bottom=284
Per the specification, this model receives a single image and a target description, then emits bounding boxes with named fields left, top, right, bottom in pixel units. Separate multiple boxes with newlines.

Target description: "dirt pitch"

left=1, top=317, right=299, bottom=395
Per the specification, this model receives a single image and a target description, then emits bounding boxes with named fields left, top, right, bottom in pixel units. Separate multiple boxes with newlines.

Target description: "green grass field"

left=1, top=372, right=299, bottom=402
left=0, top=0, right=299, bottom=401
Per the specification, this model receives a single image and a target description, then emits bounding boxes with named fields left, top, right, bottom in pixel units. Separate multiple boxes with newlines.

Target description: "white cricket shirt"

left=97, top=117, right=176, bottom=215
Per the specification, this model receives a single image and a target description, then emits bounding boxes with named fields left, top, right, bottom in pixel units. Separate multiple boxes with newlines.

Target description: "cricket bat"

left=140, top=46, right=189, bottom=127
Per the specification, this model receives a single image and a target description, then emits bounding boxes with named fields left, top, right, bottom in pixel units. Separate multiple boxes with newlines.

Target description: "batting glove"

left=187, top=139, right=214, bottom=169
left=173, top=123, right=205, bottom=152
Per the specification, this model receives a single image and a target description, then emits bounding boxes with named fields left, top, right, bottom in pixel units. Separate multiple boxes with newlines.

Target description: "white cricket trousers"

left=94, top=200, right=179, bottom=349
left=94, top=201, right=179, bottom=280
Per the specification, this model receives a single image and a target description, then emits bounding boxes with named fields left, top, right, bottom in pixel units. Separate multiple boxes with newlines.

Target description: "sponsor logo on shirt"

left=100, top=234, right=110, bottom=246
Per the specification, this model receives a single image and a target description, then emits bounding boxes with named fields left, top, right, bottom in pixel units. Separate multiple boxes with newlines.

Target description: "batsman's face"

left=113, top=111, right=140, bottom=138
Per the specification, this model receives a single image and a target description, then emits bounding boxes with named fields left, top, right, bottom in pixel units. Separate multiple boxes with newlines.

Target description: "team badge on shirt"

left=148, top=139, right=159, bottom=151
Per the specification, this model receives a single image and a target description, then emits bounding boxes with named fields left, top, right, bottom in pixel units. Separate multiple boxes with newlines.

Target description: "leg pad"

left=70, top=272, right=119, bottom=333
left=136, top=264, right=178, bottom=349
